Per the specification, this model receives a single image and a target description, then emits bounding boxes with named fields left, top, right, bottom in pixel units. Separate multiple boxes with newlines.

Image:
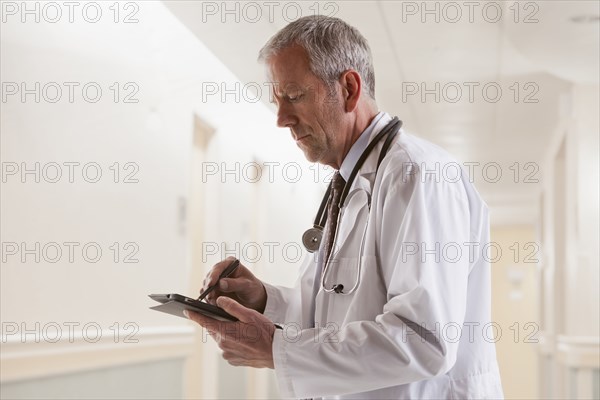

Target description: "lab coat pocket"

left=319, top=256, right=361, bottom=326
left=316, top=254, right=388, bottom=327
left=333, top=190, right=370, bottom=258
left=321, top=256, right=360, bottom=296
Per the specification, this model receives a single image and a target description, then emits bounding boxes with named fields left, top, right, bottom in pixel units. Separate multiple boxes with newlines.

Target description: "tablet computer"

left=149, top=293, right=237, bottom=322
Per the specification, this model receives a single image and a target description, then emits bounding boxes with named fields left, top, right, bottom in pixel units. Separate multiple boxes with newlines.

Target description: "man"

left=186, top=15, right=504, bottom=399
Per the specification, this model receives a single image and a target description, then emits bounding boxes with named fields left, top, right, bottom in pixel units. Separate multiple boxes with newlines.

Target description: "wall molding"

left=556, top=335, right=600, bottom=369
left=1, top=326, right=196, bottom=383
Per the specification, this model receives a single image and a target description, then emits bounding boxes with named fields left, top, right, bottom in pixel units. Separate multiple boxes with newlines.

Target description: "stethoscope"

left=302, top=117, right=403, bottom=295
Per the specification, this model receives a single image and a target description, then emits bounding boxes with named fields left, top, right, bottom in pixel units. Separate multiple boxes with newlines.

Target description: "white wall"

left=570, top=84, right=600, bottom=337
left=0, top=2, right=320, bottom=398
left=537, top=82, right=600, bottom=399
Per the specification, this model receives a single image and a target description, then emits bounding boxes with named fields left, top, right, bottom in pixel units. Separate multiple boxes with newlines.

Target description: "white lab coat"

left=263, top=114, right=504, bottom=399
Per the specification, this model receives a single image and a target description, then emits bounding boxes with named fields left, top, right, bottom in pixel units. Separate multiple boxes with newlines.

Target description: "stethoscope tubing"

left=310, top=117, right=402, bottom=230
left=318, top=117, right=403, bottom=295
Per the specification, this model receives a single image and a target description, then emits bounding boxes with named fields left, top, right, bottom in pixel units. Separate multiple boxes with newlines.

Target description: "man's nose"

left=276, top=104, right=296, bottom=128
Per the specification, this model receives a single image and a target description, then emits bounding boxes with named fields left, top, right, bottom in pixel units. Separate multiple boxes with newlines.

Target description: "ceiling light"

left=569, top=15, right=600, bottom=24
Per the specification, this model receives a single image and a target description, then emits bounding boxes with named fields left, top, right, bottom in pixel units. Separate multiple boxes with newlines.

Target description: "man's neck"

left=335, top=107, right=379, bottom=169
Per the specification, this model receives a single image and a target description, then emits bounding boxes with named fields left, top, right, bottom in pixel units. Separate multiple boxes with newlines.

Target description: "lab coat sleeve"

left=263, top=282, right=294, bottom=323
left=271, top=158, right=473, bottom=398
left=263, top=253, right=316, bottom=324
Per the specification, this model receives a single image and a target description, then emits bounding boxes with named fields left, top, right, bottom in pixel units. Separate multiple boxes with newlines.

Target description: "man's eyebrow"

left=269, top=84, right=305, bottom=103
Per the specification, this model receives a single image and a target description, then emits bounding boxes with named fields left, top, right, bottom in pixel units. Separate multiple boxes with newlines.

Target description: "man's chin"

left=299, top=146, right=326, bottom=165
left=296, top=144, right=314, bottom=160
left=301, top=151, right=318, bottom=164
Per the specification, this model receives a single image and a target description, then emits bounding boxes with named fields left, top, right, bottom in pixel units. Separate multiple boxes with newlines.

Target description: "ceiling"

left=163, top=0, right=599, bottom=225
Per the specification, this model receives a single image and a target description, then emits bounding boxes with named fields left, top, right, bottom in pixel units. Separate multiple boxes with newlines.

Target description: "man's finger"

left=216, top=297, right=256, bottom=323
left=218, top=277, right=250, bottom=293
left=184, top=310, right=221, bottom=333
left=202, top=257, right=239, bottom=291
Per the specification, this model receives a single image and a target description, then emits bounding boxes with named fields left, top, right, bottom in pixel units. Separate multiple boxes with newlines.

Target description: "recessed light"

left=569, top=15, right=600, bottom=24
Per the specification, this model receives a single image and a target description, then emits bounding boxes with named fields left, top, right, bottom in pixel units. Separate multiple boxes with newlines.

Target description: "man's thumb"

left=216, top=297, right=254, bottom=323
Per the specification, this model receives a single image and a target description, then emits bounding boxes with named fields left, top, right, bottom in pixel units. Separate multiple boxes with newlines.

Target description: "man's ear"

left=339, top=70, right=362, bottom=112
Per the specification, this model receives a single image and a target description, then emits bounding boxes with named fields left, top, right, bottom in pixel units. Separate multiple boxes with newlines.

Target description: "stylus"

left=197, top=259, right=240, bottom=301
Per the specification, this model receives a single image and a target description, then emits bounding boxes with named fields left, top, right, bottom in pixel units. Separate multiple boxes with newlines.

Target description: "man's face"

left=267, top=45, right=345, bottom=167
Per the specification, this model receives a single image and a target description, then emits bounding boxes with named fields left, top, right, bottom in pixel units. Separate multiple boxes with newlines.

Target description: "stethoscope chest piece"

left=302, top=226, right=323, bottom=253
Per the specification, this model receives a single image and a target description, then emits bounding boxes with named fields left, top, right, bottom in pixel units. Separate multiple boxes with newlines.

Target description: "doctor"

left=186, top=15, right=504, bottom=399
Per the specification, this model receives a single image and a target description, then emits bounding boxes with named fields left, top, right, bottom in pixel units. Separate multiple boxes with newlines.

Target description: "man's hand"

left=185, top=297, right=276, bottom=369
left=202, top=257, right=267, bottom=313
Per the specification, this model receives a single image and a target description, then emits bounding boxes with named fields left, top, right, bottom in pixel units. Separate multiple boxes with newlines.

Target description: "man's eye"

left=287, top=94, right=303, bottom=102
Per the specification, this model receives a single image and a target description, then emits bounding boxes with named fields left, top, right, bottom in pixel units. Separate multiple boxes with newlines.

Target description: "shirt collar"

left=339, top=111, right=386, bottom=181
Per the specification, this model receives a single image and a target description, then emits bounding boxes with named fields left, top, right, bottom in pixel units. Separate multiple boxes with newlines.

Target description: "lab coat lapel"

left=329, top=113, right=393, bottom=258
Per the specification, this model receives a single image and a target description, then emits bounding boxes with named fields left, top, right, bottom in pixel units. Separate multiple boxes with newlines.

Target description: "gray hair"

left=258, top=15, right=376, bottom=99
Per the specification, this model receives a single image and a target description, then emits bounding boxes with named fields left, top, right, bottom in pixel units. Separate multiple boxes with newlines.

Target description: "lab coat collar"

left=338, top=111, right=388, bottom=181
